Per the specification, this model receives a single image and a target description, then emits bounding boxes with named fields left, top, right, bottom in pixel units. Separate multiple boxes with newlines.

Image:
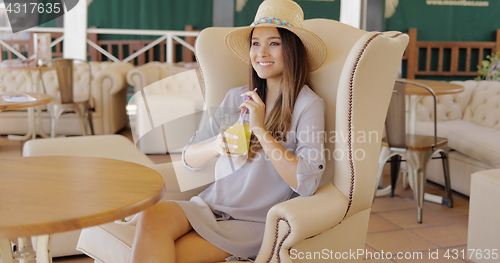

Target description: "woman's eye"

left=270, top=42, right=280, bottom=46
left=252, top=42, right=260, bottom=46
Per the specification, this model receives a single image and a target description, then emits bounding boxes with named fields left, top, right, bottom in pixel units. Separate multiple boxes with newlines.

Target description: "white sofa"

left=415, top=80, right=500, bottom=196
left=126, top=62, right=204, bottom=154
left=0, top=62, right=133, bottom=135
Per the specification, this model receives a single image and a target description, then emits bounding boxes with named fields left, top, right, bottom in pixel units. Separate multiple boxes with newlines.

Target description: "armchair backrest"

left=306, top=19, right=408, bottom=218
left=196, top=19, right=408, bottom=219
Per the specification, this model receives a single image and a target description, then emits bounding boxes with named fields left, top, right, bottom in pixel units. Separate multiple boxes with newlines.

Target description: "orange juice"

left=224, top=122, right=251, bottom=155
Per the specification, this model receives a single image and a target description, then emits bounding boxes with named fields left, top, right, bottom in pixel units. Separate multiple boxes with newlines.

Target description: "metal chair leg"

left=440, top=150, right=453, bottom=208
left=87, top=111, right=95, bottom=135
left=374, top=147, right=392, bottom=197
left=390, top=155, right=402, bottom=197
left=407, top=150, right=432, bottom=223
left=74, top=105, right=87, bottom=136
left=51, top=105, right=64, bottom=138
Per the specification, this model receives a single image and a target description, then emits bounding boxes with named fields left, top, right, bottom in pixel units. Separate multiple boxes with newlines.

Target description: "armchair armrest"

left=126, top=62, right=162, bottom=93
left=256, top=183, right=348, bottom=262
left=94, top=62, right=134, bottom=95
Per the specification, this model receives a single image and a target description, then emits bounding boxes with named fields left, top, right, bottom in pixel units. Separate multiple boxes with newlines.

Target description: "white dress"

left=175, top=85, right=326, bottom=259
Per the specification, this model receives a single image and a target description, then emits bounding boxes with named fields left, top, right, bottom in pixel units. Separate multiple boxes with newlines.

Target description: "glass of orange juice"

left=221, top=113, right=251, bottom=155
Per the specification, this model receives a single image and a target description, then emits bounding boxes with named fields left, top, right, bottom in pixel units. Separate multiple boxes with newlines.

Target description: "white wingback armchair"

left=23, top=19, right=407, bottom=262
left=74, top=19, right=407, bottom=262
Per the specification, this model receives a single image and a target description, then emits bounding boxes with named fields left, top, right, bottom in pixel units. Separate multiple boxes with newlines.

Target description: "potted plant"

left=476, top=51, right=500, bottom=81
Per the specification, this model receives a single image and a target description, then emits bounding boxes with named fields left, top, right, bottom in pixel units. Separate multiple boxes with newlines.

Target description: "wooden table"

left=0, top=156, right=166, bottom=263
left=404, top=79, right=464, bottom=96
left=0, top=91, right=52, bottom=141
left=399, top=79, right=464, bottom=134
left=0, top=92, right=52, bottom=111
left=1, top=62, right=55, bottom=141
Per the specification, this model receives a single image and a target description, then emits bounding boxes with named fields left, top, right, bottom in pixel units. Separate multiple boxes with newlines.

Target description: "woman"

left=130, top=0, right=327, bottom=262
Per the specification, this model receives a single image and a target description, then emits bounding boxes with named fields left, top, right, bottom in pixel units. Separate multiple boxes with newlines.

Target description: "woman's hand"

left=211, top=131, right=239, bottom=157
left=240, top=90, right=266, bottom=132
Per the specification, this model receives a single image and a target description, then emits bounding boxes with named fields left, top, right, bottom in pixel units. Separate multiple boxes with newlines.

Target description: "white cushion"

left=447, top=122, right=500, bottom=168
left=23, top=135, right=155, bottom=167
left=77, top=223, right=134, bottom=263
left=415, top=119, right=465, bottom=138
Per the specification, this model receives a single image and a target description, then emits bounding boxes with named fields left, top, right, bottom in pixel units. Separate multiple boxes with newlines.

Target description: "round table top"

left=0, top=156, right=166, bottom=239
left=0, top=92, right=52, bottom=111
left=401, top=79, right=464, bottom=96
left=0, top=61, right=53, bottom=71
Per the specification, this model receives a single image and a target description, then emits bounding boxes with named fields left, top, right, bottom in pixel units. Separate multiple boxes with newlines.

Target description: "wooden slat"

left=426, top=47, right=432, bottom=73
left=465, top=47, right=471, bottom=73
left=478, top=48, right=484, bottom=70
left=451, top=47, right=459, bottom=74
left=438, top=47, right=444, bottom=73
left=406, top=28, right=417, bottom=79
left=118, top=44, right=123, bottom=60
left=496, top=29, right=500, bottom=53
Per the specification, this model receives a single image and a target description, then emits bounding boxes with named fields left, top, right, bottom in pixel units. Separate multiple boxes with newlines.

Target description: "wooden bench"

left=403, top=28, right=500, bottom=79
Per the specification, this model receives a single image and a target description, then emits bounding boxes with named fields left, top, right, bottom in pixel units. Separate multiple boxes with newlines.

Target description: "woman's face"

left=250, top=27, right=284, bottom=83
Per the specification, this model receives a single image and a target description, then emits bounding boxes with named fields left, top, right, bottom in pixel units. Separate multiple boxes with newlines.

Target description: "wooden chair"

left=39, top=58, right=94, bottom=137
left=375, top=79, right=453, bottom=223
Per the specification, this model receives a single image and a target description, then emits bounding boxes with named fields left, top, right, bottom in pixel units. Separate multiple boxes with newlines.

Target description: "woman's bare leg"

left=130, top=201, right=192, bottom=263
left=175, top=231, right=231, bottom=263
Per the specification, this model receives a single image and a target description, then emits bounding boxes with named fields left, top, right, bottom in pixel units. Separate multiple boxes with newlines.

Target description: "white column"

left=340, top=0, right=362, bottom=29
left=63, top=0, right=88, bottom=60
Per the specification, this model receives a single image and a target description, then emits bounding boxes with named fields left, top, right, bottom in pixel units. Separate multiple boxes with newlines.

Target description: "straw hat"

left=225, top=0, right=327, bottom=72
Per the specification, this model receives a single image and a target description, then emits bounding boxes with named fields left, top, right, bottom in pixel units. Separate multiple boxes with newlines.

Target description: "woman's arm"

left=252, top=127, right=299, bottom=189
left=240, top=90, right=300, bottom=188
left=183, top=139, right=219, bottom=169
left=241, top=90, right=325, bottom=195
left=183, top=130, right=239, bottom=169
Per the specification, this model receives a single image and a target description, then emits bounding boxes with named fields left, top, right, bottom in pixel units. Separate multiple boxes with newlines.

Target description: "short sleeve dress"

left=175, top=85, right=326, bottom=259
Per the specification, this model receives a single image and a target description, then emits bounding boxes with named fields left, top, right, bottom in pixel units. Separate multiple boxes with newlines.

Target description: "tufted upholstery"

left=415, top=80, right=500, bottom=196
left=416, top=80, right=477, bottom=122
left=0, top=62, right=133, bottom=135
left=126, top=62, right=204, bottom=154
left=463, top=81, right=500, bottom=130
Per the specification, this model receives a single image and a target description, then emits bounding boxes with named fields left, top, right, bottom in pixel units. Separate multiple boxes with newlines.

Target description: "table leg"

left=7, top=70, right=43, bottom=141
left=0, top=239, right=14, bottom=263
left=7, top=106, right=36, bottom=141
left=35, top=235, right=52, bottom=263
left=36, top=105, right=50, bottom=138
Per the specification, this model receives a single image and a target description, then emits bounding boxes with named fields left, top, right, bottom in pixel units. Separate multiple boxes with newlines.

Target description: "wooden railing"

left=0, top=25, right=196, bottom=65
left=403, top=28, right=500, bottom=79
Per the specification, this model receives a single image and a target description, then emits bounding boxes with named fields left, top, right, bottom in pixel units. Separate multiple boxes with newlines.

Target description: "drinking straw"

left=242, top=88, right=258, bottom=124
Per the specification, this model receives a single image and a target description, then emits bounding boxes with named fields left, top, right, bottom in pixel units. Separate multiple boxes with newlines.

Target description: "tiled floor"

left=0, top=128, right=471, bottom=262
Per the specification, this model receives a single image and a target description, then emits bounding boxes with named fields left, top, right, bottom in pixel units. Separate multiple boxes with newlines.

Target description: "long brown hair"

left=247, top=27, right=309, bottom=161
